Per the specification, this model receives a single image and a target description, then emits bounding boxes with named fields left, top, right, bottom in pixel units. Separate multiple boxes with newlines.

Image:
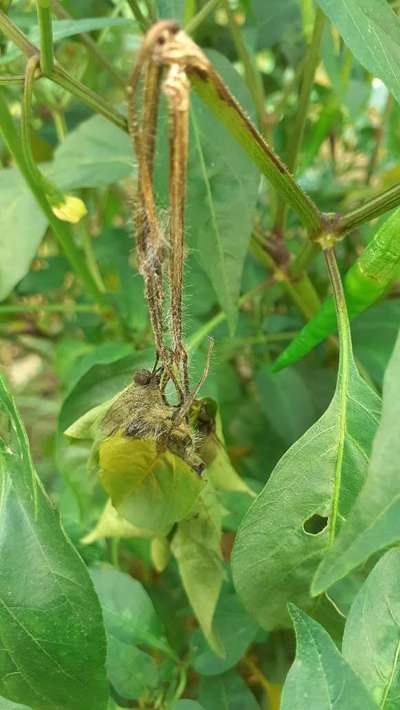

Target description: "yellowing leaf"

left=151, top=536, right=171, bottom=572
left=99, top=435, right=155, bottom=498
left=100, top=437, right=204, bottom=535
left=81, top=500, right=154, bottom=544
left=172, top=485, right=225, bottom=656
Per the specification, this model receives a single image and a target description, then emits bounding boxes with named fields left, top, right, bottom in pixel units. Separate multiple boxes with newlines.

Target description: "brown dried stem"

left=127, top=21, right=214, bottom=413
left=164, top=63, right=190, bottom=395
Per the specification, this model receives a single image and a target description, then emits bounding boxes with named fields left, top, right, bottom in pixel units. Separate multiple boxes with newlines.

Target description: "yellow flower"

left=51, top=195, right=87, bottom=224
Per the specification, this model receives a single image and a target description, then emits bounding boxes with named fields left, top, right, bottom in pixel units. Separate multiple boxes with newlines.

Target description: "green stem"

left=36, top=1, right=54, bottom=74
left=0, top=303, right=99, bottom=313
left=188, top=64, right=322, bottom=237
left=0, top=74, right=24, bottom=83
left=126, top=0, right=149, bottom=31
left=143, top=0, right=157, bottom=23
left=324, top=247, right=351, bottom=546
left=337, top=182, right=400, bottom=234
left=0, top=90, right=107, bottom=309
left=0, top=9, right=38, bottom=57
left=110, top=538, right=120, bottom=569
left=274, top=8, right=325, bottom=232
left=0, top=11, right=127, bottom=132
left=250, top=237, right=320, bottom=319
left=222, top=0, right=265, bottom=129
left=366, top=94, right=392, bottom=184
left=78, top=220, right=106, bottom=294
left=188, top=281, right=272, bottom=350
left=51, top=108, right=66, bottom=141
left=289, top=241, right=320, bottom=279
left=185, top=0, right=221, bottom=34
left=50, top=65, right=127, bottom=131
left=50, top=0, right=125, bottom=85
left=21, top=56, right=45, bottom=185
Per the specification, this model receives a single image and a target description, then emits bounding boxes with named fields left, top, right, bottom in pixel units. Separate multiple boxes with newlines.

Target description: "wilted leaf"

left=100, top=437, right=204, bottom=535
left=172, top=486, right=224, bottom=655
left=82, top=499, right=154, bottom=544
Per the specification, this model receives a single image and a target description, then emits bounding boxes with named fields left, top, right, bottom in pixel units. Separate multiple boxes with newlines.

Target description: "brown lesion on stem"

left=127, top=20, right=214, bottom=416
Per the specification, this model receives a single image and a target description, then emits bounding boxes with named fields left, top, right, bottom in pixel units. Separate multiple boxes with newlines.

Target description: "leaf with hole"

left=232, top=287, right=381, bottom=629
left=312, top=330, right=400, bottom=594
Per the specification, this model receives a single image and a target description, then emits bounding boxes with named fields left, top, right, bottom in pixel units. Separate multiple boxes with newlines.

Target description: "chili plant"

left=0, top=1, right=400, bottom=709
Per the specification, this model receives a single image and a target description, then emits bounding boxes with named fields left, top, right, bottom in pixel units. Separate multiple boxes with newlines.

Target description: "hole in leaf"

left=303, top=514, right=328, bottom=535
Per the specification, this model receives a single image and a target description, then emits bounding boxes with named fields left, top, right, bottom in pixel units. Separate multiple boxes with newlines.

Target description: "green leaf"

left=106, top=638, right=159, bottom=700
left=184, top=51, right=259, bottom=332
left=342, top=548, right=400, bottom=709
left=205, top=415, right=254, bottom=495
left=198, top=671, right=259, bottom=710
left=0, top=698, right=31, bottom=710
left=156, top=0, right=184, bottom=20
left=312, top=330, right=400, bottom=594
left=16, top=255, right=69, bottom=294
left=94, top=227, right=149, bottom=330
left=257, top=366, right=316, bottom=445
left=90, top=567, right=165, bottom=648
left=90, top=567, right=166, bottom=699
left=171, top=486, right=224, bottom=655
left=0, top=168, right=47, bottom=300
left=100, top=438, right=204, bottom=536
left=316, top=0, right=400, bottom=105
left=59, top=347, right=150, bottom=433
left=191, top=590, right=259, bottom=676
left=281, top=605, right=377, bottom=710
left=250, top=0, right=302, bottom=51
left=232, top=348, right=380, bottom=628
left=48, top=116, right=132, bottom=190
left=353, top=300, right=400, bottom=386
left=0, top=374, right=108, bottom=710
left=171, top=702, right=205, bottom=710
left=273, top=209, right=400, bottom=372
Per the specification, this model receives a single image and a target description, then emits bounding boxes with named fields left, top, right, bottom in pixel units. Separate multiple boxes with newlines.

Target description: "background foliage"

left=0, top=1, right=400, bottom=709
